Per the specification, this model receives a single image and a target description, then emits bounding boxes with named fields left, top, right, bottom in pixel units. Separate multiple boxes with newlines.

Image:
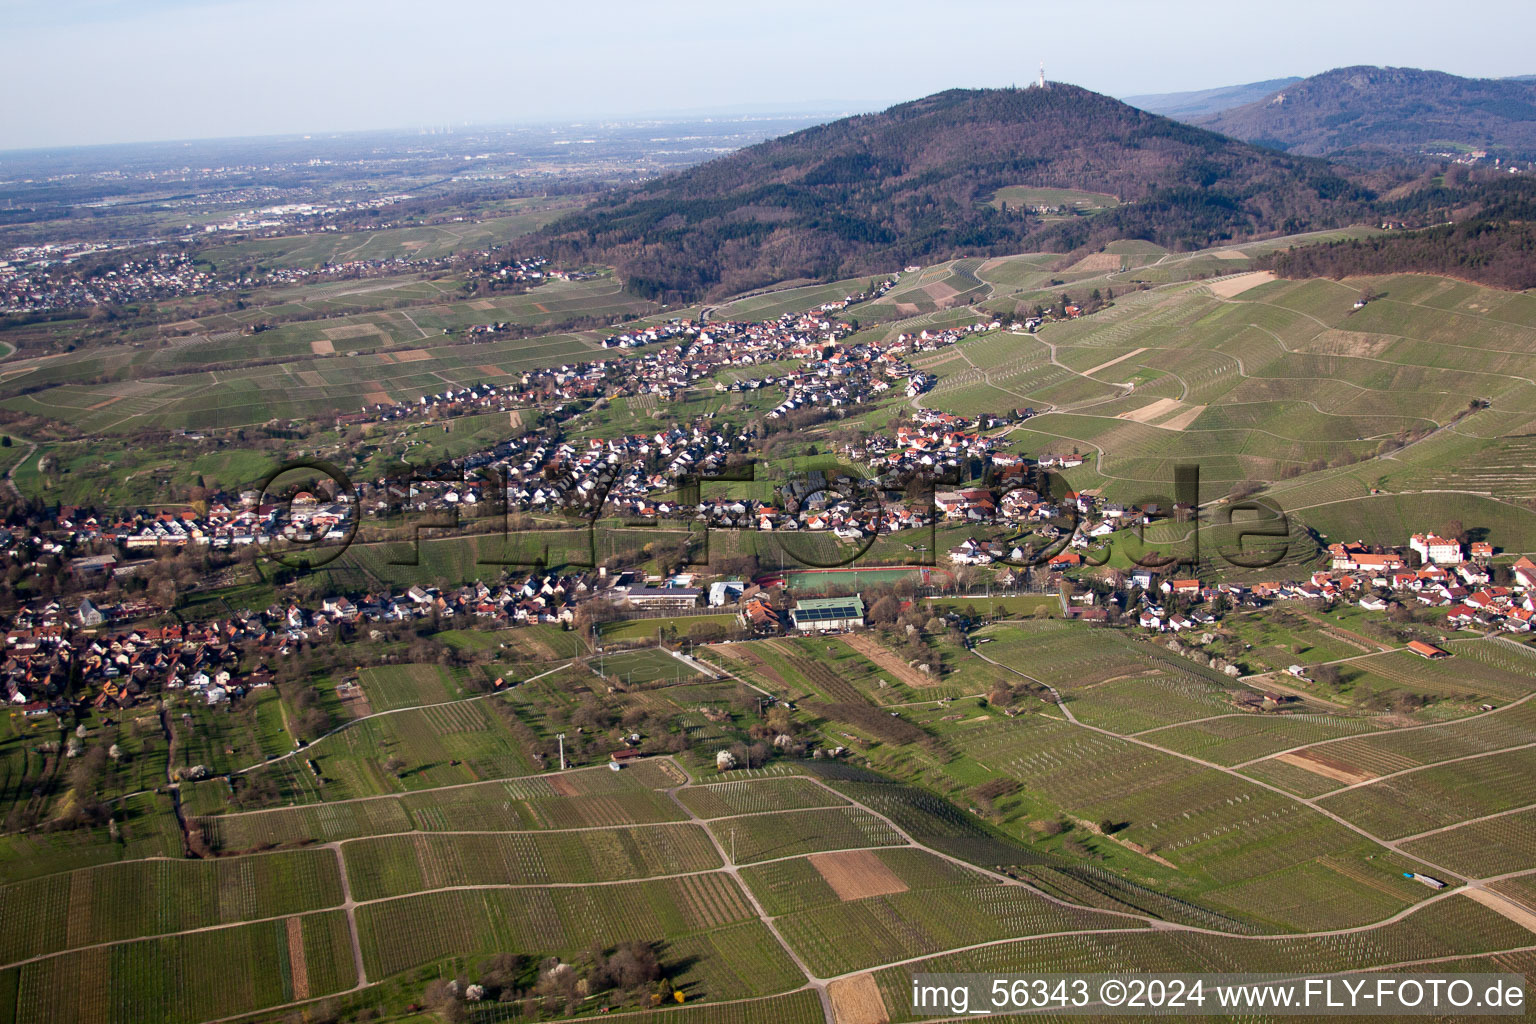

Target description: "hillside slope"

left=1197, top=66, right=1536, bottom=163
left=1123, top=77, right=1302, bottom=119
left=525, top=86, right=1373, bottom=302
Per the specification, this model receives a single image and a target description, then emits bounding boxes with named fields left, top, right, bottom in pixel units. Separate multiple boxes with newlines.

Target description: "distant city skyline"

left=2, top=0, right=1533, bottom=150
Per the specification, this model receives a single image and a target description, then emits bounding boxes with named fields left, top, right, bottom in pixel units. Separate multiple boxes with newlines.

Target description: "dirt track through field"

left=1119, top=397, right=1183, bottom=423
left=1159, top=405, right=1206, bottom=430
left=1467, top=888, right=1536, bottom=934
left=1273, top=750, right=1376, bottom=786
left=843, top=632, right=940, bottom=689
left=1208, top=271, right=1276, bottom=298
left=923, top=281, right=958, bottom=304
left=286, top=916, right=310, bottom=999
left=1068, top=252, right=1122, bottom=273
left=811, top=849, right=908, bottom=900
left=1081, top=347, right=1147, bottom=377
left=829, top=973, right=889, bottom=1024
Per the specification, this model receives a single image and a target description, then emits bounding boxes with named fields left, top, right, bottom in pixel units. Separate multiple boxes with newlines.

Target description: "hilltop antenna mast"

left=1039, top=63, right=1047, bottom=89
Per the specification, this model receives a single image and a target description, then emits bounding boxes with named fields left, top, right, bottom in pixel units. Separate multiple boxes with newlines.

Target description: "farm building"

left=790, top=596, right=866, bottom=632
left=1406, top=640, right=1450, bottom=659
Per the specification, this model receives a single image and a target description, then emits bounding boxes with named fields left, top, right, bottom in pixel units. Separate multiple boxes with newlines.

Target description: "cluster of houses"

left=1318, top=537, right=1536, bottom=632
left=45, top=308, right=1019, bottom=559
left=7, top=568, right=716, bottom=716
left=3, top=615, right=247, bottom=716
left=333, top=305, right=967, bottom=432
left=2, top=249, right=229, bottom=314
left=56, top=492, right=354, bottom=552
left=1125, top=534, right=1536, bottom=636
left=2, top=244, right=464, bottom=316
left=11, top=513, right=1536, bottom=719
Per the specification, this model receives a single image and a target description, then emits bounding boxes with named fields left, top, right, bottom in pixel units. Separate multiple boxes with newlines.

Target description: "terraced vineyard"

left=870, top=897, right=1536, bottom=1023
left=0, top=849, right=343, bottom=963
left=906, top=269, right=1536, bottom=561
left=6, top=216, right=1536, bottom=1024
left=355, top=872, right=801, bottom=996
left=706, top=807, right=904, bottom=864
left=676, top=776, right=848, bottom=818
left=8, top=911, right=356, bottom=1024
left=342, top=823, right=722, bottom=900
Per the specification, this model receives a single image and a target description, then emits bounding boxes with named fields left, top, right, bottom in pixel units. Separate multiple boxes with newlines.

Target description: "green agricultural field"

left=238, top=697, right=540, bottom=802
left=855, top=258, right=994, bottom=323
left=988, top=186, right=1122, bottom=215
left=355, top=873, right=803, bottom=998
left=198, top=198, right=583, bottom=268
left=870, top=896, right=1532, bottom=1023
left=1400, top=806, right=1536, bottom=878
left=772, top=868, right=1141, bottom=978
left=676, top=776, right=847, bottom=818
left=0, top=793, right=180, bottom=883
left=10, top=910, right=356, bottom=1024
left=0, top=276, right=658, bottom=434
left=0, top=848, right=342, bottom=963
left=356, top=663, right=472, bottom=711
left=911, top=269, right=1536, bottom=546
left=1318, top=745, right=1536, bottom=840
left=707, top=276, right=873, bottom=321
left=819, top=642, right=1442, bottom=932
left=342, top=822, right=721, bottom=900
left=1322, top=640, right=1536, bottom=706
left=706, top=806, right=904, bottom=864
left=9, top=215, right=1536, bottom=1024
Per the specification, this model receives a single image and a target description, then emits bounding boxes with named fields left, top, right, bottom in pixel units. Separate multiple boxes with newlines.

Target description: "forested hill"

left=524, top=85, right=1374, bottom=302
left=1123, top=77, right=1302, bottom=119
left=1262, top=220, right=1536, bottom=291
left=1197, top=66, right=1536, bottom=164
left=1258, top=175, right=1536, bottom=291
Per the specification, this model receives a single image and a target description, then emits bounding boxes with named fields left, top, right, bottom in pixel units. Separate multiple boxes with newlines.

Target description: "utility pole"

left=556, top=733, right=566, bottom=771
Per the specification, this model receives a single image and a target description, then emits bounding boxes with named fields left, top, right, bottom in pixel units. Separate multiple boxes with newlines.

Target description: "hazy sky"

left=4, top=0, right=1534, bottom=149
